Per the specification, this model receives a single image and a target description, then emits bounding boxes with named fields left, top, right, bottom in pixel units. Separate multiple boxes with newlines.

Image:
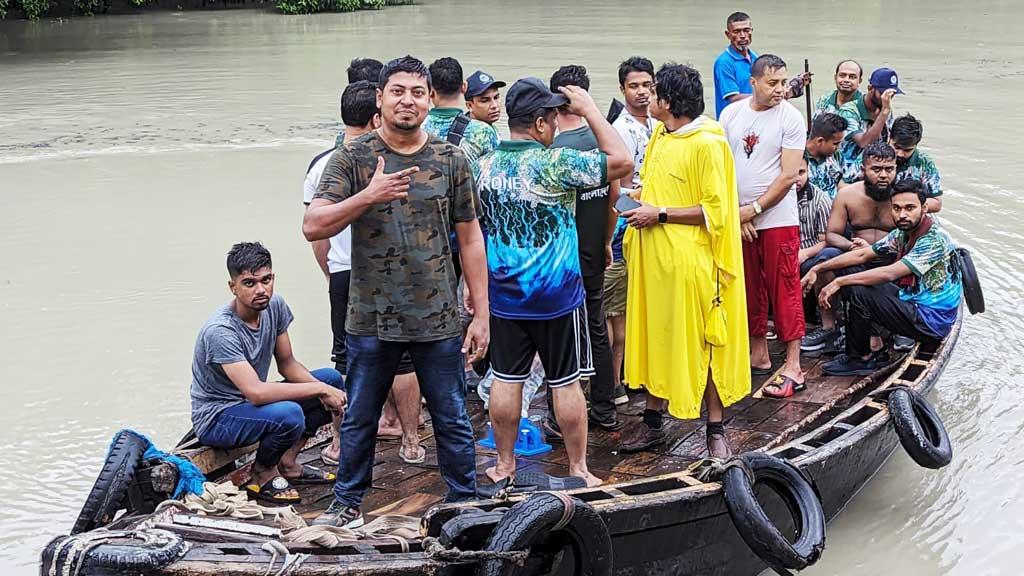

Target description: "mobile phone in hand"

left=615, top=194, right=642, bottom=213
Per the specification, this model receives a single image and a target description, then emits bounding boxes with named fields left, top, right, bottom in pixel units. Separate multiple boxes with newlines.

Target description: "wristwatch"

left=752, top=200, right=763, bottom=215
left=658, top=206, right=668, bottom=224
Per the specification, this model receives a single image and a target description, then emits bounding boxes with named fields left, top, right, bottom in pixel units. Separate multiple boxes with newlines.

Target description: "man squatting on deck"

left=187, top=9, right=961, bottom=527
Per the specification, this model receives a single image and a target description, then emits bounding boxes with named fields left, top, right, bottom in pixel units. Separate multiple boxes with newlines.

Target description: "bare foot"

left=781, top=369, right=805, bottom=385
left=321, top=443, right=340, bottom=464
left=377, top=426, right=402, bottom=438
left=570, top=469, right=603, bottom=488
left=485, top=465, right=515, bottom=484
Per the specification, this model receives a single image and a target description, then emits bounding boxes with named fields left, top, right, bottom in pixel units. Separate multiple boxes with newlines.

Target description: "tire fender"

left=72, top=430, right=148, bottom=534
left=954, top=247, right=985, bottom=314
left=477, top=492, right=612, bottom=576
left=42, top=529, right=188, bottom=575
left=889, top=388, right=953, bottom=469
left=722, top=452, right=826, bottom=576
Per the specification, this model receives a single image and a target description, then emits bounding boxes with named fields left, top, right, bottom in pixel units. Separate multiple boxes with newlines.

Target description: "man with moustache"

left=190, top=242, right=347, bottom=504
left=305, top=56, right=490, bottom=527
left=802, top=179, right=962, bottom=375
left=465, top=70, right=506, bottom=126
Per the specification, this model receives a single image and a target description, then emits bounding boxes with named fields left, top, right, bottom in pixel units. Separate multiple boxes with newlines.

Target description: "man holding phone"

left=619, top=63, right=750, bottom=458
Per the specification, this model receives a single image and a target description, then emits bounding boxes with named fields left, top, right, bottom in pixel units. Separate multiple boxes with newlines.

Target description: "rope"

left=687, top=455, right=756, bottom=486
left=155, top=481, right=304, bottom=529
left=260, top=541, right=309, bottom=576
left=544, top=491, right=576, bottom=531
left=421, top=537, right=530, bottom=564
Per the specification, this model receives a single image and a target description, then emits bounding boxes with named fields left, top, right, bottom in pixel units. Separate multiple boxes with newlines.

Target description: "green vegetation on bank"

left=1, top=0, right=410, bottom=20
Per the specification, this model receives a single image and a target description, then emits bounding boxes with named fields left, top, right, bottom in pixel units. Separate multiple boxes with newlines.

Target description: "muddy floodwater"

left=1, top=1, right=1022, bottom=573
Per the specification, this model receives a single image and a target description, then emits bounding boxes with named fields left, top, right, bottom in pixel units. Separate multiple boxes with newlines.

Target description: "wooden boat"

left=41, top=312, right=961, bottom=576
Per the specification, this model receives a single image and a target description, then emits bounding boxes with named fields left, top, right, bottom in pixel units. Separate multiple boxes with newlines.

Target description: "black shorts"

left=329, top=271, right=414, bottom=376
left=489, top=306, right=594, bottom=388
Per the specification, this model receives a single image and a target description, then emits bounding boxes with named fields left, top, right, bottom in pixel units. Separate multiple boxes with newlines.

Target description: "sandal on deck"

left=399, top=444, right=427, bottom=465
left=320, top=447, right=339, bottom=467
left=287, top=464, right=336, bottom=485
left=476, top=475, right=516, bottom=499
left=245, top=476, right=301, bottom=504
left=751, top=365, right=775, bottom=376
left=762, top=375, right=806, bottom=399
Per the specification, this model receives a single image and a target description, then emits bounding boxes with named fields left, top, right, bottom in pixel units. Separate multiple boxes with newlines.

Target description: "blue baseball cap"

left=465, top=70, right=506, bottom=99
left=869, top=67, right=905, bottom=95
left=505, top=77, right=568, bottom=119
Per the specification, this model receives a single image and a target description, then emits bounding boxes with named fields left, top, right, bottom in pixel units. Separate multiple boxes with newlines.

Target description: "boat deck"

left=211, top=349, right=873, bottom=524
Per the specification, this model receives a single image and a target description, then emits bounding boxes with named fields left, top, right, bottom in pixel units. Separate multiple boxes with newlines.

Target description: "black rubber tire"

left=71, top=430, right=148, bottom=535
left=477, top=493, right=612, bottom=576
left=889, top=388, right=953, bottom=469
left=722, top=452, right=826, bottom=575
left=44, top=529, right=187, bottom=574
left=955, top=248, right=985, bottom=314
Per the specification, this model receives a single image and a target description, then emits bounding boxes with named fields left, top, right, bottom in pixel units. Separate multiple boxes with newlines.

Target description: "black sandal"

left=244, top=476, right=301, bottom=504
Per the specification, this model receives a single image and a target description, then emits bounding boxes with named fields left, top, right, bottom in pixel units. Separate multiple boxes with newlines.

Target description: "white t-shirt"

left=719, top=99, right=807, bottom=230
left=612, top=111, right=656, bottom=190
left=303, top=148, right=352, bottom=273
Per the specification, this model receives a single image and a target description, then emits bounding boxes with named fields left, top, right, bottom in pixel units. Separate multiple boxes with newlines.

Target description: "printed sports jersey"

left=873, top=218, right=962, bottom=337
left=476, top=140, right=608, bottom=320
left=610, top=217, right=628, bottom=262
left=612, top=110, right=656, bottom=190
left=805, top=149, right=844, bottom=200
left=423, top=107, right=500, bottom=168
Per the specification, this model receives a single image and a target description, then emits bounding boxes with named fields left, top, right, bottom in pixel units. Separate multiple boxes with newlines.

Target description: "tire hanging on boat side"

left=888, top=387, right=953, bottom=469
left=477, top=492, right=612, bottom=576
left=42, top=529, right=188, bottom=574
left=722, top=452, right=826, bottom=576
left=71, top=429, right=149, bottom=534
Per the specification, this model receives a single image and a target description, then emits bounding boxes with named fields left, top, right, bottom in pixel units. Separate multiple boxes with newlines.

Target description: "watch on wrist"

left=658, top=206, right=668, bottom=224
left=752, top=200, right=763, bottom=215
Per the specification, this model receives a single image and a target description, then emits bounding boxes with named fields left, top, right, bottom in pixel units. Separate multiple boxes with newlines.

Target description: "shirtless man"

left=801, top=141, right=898, bottom=351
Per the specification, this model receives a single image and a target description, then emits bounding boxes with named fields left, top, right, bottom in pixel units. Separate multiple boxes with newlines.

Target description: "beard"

left=896, top=215, right=921, bottom=231
left=864, top=180, right=892, bottom=202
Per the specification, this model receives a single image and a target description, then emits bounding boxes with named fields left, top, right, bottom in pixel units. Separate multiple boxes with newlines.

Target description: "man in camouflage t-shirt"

left=475, top=78, right=632, bottom=491
left=305, top=56, right=490, bottom=528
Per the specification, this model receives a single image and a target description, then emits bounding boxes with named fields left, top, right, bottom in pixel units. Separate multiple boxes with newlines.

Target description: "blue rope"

left=110, top=429, right=205, bottom=499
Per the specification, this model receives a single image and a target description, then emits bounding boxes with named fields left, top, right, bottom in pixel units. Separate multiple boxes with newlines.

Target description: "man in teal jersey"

left=475, top=78, right=632, bottom=489
left=425, top=57, right=500, bottom=167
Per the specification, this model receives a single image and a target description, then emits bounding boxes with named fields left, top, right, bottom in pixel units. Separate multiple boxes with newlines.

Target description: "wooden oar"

left=804, top=58, right=813, bottom=134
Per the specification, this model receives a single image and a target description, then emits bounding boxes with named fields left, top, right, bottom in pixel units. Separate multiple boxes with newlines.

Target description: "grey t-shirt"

left=189, top=294, right=294, bottom=437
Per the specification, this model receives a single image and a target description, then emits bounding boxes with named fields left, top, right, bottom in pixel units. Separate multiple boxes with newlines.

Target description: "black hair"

left=227, top=242, right=272, bottom=278
left=507, top=107, right=555, bottom=132
left=727, top=11, right=750, bottom=27
left=863, top=140, right=897, bottom=163
left=618, top=56, right=654, bottom=87
left=340, top=80, right=378, bottom=127
left=890, top=113, right=923, bottom=148
left=379, top=55, right=432, bottom=90
left=429, top=57, right=463, bottom=97
left=549, top=64, right=590, bottom=94
left=891, top=178, right=927, bottom=205
left=654, top=63, right=705, bottom=120
left=751, top=54, right=787, bottom=78
left=347, top=58, right=383, bottom=84
left=834, top=59, right=863, bottom=78
left=810, top=113, right=848, bottom=139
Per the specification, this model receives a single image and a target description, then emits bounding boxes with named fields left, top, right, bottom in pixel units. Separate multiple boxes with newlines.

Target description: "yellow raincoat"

left=623, top=117, right=750, bottom=419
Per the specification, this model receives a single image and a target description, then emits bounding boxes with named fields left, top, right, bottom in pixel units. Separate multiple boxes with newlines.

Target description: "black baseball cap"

left=465, top=70, right=506, bottom=99
left=869, top=67, right=905, bottom=95
left=505, top=77, right=568, bottom=119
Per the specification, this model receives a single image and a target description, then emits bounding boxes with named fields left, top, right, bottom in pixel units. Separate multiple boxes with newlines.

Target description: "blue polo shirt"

left=713, top=45, right=758, bottom=119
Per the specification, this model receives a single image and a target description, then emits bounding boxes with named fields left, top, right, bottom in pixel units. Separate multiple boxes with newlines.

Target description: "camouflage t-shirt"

left=423, top=108, right=500, bottom=168
left=314, top=131, right=480, bottom=342
left=476, top=140, right=607, bottom=320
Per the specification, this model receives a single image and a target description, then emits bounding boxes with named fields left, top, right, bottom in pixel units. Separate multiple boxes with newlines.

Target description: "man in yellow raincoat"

left=619, top=63, right=750, bottom=458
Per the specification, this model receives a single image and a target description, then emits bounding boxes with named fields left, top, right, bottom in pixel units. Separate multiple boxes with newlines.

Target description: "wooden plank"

left=369, top=492, right=441, bottom=517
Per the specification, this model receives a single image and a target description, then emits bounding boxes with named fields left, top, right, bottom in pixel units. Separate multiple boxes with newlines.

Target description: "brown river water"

left=1, top=0, right=1022, bottom=573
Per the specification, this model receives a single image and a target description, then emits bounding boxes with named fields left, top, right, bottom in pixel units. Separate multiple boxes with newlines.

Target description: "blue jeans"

left=199, top=367, right=343, bottom=469
left=333, top=334, right=476, bottom=507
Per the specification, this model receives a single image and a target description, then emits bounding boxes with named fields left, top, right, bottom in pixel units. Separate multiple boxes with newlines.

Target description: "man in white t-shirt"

left=719, top=54, right=808, bottom=399
left=303, top=80, right=423, bottom=465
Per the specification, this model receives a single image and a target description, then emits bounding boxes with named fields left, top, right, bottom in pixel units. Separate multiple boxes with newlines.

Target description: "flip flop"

left=751, top=365, right=775, bottom=376
left=245, top=476, right=301, bottom=504
left=762, top=374, right=806, bottom=399
left=399, top=444, right=426, bottom=465
left=287, top=464, right=336, bottom=485
left=514, top=471, right=587, bottom=491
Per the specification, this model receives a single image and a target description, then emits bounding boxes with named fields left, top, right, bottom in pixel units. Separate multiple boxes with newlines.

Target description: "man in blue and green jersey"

left=475, top=78, right=632, bottom=490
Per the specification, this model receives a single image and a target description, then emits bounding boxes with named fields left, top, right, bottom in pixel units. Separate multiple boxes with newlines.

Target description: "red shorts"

left=742, top=225, right=805, bottom=342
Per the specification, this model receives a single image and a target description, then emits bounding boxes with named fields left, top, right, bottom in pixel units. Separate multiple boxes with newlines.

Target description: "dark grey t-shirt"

left=190, top=294, right=294, bottom=437
left=553, top=125, right=611, bottom=278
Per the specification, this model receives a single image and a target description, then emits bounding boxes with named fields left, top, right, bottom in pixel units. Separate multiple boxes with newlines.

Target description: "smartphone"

left=615, top=194, right=642, bottom=213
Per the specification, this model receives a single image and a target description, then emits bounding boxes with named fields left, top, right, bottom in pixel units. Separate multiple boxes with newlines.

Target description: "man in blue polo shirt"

left=713, top=11, right=810, bottom=119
